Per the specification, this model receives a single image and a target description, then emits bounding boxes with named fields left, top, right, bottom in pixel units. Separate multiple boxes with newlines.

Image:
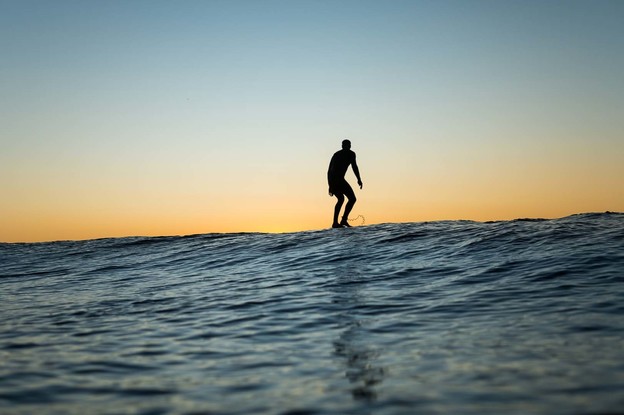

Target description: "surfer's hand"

left=328, top=187, right=333, bottom=197
left=358, top=180, right=363, bottom=189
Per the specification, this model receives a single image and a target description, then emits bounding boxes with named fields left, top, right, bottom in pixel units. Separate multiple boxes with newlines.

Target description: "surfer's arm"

left=352, top=157, right=363, bottom=189
left=327, top=156, right=336, bottom=184
left=327, top=158, right=334, bottom=195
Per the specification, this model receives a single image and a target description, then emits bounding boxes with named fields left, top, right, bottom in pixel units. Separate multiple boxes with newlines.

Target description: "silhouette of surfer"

left=328, top=139, right=363, bottom=228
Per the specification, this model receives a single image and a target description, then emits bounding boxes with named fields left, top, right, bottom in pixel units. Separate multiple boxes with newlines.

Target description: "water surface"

left=2, top=213, right=623, bottom=414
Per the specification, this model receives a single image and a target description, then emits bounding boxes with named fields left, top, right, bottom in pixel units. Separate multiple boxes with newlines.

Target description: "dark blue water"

left=1, top=213, right=623, bottom=414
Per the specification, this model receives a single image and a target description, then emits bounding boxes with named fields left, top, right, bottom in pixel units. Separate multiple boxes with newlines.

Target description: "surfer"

left=328, top=139, right=363, bottom=228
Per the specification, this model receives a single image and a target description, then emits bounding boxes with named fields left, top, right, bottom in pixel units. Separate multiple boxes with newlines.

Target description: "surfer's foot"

left=332, top=222, right=344, bottom=228
left=340, top=220, right=352, bottom=227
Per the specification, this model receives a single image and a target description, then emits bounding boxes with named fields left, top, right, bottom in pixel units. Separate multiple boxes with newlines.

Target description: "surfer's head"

left=342, top=139, right=351, bottom=149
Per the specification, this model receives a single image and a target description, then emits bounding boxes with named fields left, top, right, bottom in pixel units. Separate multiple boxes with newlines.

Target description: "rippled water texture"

left=1, top=213, right=624, bottom=414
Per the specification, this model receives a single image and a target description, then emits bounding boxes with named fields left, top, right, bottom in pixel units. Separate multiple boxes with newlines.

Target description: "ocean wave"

left=1, top=213, right=623, bottom=414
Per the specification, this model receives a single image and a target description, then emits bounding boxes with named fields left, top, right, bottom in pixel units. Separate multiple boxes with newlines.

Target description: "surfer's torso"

left=328, top=149, right=356, bottom=181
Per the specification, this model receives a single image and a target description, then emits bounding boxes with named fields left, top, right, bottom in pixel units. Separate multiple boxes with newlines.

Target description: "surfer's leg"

left=333, top=194, right=344, bottom=227
left=341, top=183, right=356, bottom=225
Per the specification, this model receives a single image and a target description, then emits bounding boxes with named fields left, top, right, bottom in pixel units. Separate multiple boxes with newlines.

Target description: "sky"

left=1, top=0, right=623, bottom=242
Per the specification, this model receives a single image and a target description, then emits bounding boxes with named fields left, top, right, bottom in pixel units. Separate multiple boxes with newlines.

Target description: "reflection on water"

left=334, top=320, right=385, bottom=402
left=332, top=247, right=386, bottom=403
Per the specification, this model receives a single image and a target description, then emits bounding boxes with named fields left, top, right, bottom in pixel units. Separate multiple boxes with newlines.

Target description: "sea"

left=1, top=212, right=623, bottom=415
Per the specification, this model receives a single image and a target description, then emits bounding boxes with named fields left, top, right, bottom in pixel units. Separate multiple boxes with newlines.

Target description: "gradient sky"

left=1, top=0, right=623, bottom=242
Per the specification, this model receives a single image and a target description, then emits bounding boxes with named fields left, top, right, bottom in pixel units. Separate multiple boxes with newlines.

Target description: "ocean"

left=1, top=212, right=623, bottom=415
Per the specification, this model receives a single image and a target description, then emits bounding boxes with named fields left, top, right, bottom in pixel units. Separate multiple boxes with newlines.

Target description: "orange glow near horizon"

left=2, top=125, right=623, bottom=243
left=2, top=158, right=622, bottom=243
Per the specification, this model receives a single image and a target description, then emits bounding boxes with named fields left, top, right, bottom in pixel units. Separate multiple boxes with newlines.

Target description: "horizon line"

left=2, top=211, right=621, bottom=245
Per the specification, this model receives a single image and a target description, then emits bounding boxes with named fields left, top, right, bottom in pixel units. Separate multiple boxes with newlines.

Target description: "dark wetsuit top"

left=328, top=149, right=356, bottom=196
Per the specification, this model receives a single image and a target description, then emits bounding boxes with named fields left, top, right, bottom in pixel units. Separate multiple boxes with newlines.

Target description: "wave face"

left=1, top=213, right=624, bottom=414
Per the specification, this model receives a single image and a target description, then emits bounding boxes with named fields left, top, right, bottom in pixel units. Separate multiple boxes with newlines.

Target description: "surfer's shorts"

left=329, top=178, right=355, bottom=199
